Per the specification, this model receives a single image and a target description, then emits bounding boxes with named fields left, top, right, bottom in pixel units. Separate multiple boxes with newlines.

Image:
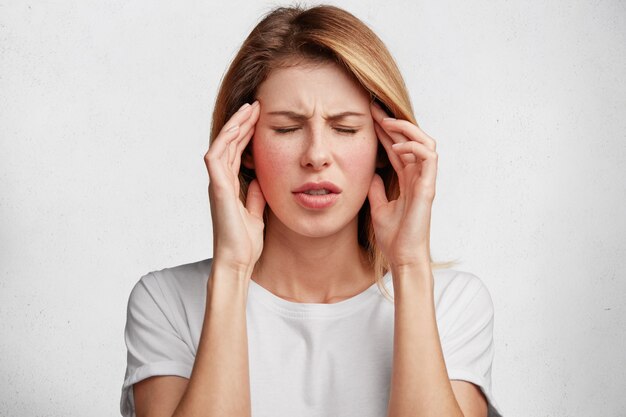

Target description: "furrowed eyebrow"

left=266, top=110, right=366, bottom=121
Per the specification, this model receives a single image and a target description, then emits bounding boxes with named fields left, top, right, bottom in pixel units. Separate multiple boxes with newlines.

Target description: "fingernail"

left=239, top=103, right=251, bottom=111
left=226, top=124, right=239, bottom=132
left=252, top=100, right=260, bottom=107
left=383, top=117, right=396, bottom=122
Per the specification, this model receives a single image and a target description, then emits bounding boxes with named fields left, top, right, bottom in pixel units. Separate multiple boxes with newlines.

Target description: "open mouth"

left=292, top=181, right=342, bottom=209
left=292, top=181, right=342, bottom=194
left=303, top=189, right=332, bottom=195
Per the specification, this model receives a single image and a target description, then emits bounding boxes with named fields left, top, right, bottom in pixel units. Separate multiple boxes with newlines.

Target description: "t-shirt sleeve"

left=439, top=274, right=503, bottom=417
left=120, top=272, right=195, bottom=417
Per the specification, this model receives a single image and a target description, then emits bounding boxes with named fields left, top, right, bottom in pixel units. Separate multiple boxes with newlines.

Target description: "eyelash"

left=273, top=127, right=358, bottom=135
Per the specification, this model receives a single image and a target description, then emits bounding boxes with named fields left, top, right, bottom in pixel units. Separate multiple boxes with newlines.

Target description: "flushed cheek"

left=336, top=142, right=378, bottom=184
left=252, top=141, right=295, bottom=192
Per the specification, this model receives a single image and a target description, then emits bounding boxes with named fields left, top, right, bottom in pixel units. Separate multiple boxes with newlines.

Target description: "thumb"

left=368, top=174, right=388, bottom=212
left=245, top=179, right=266, bottom=219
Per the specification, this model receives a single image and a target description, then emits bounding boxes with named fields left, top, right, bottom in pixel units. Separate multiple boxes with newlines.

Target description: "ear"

left=241, top=143, right=255, bottom=169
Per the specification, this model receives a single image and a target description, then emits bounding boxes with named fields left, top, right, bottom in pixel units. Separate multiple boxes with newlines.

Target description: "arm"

left=171, top=264, right=251, bottom=417
left=132, top=266, right=253, bottom=417
left=133, top=101, right=264, bottom=417
left=387, top=265, right=486, bottom=417
left=368, top=102, right=488, bottom=417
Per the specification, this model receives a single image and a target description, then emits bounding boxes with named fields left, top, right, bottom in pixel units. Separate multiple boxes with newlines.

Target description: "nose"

left=300, top=126, right=332, bottom=170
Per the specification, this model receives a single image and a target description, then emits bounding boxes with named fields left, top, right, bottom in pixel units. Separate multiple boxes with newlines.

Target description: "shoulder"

left=430, top=270, right=500, bottom=415
left=432, top=268, right=493, bottom=308
left=128, top=258, right=213, bottom=310
left=431, top=268, right=495, bottom=333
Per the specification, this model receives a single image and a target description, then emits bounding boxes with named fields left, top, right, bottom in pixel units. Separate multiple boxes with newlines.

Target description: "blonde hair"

left=210, top=5, right=458, bottom=302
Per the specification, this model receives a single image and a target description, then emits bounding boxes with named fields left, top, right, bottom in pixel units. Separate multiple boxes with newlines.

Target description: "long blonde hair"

left=210, top=5, right=458, bottom=302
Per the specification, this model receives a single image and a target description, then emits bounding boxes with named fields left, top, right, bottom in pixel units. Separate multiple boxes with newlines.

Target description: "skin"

left=245, top=62, right=379, bottom=302
left=133, top=60, right=488, bottom=417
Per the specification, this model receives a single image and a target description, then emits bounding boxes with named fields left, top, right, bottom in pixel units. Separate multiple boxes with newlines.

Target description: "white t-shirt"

left=120, top=258, right=503, bottom=417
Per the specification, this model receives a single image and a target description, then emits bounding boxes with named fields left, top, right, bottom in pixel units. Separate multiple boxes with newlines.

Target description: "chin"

left=292, top=222, right=347, bottom=239
left=269, top=209, right=358, bottom=240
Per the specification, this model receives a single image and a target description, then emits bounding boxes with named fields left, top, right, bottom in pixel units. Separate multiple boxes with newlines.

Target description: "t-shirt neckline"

left=248, top=272, right=392, bottom=319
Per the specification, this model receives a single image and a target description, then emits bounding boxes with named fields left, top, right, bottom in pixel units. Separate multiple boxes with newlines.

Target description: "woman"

left=121, top=5, right=502, bottom=417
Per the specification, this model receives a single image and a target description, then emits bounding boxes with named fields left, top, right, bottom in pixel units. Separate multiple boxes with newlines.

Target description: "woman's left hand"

left=368, top=101, right=438, bottom=270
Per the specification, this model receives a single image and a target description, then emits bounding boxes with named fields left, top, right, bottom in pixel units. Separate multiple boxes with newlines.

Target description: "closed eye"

left=273, top=127, right=300, bottom=134
left=272, top=127, right=359, bottom=134
left=334, top=127, right=358, bottom=134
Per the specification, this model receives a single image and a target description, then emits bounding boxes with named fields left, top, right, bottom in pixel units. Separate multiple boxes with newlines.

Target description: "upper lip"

left=292, top=181, right=342, bottom=193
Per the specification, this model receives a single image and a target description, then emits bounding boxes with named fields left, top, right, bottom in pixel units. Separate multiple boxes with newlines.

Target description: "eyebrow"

left=266, top=110, right=366, bottom=121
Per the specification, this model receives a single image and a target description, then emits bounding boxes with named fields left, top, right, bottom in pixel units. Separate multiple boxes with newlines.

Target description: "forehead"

left=256, top=62, right=370, bottom=107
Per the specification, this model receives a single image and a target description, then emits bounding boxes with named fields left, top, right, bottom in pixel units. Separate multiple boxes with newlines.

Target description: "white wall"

left=1, top=0, right=624, bottom=415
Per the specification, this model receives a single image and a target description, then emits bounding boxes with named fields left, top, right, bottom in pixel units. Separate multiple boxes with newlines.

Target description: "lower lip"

left=293, top=192, right=340, bottom=209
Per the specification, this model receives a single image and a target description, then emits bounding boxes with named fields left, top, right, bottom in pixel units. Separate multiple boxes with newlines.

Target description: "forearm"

left=173, top=262, right=252, bottom=417
left=387, top=264, right=463, bottom=417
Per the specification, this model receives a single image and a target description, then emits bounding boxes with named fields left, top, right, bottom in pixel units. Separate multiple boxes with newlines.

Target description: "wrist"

left=210, top=258, right=255, bottom=282
left=388, top=257, right=432, bottom=275
left=386, top=247, right=431, bottom=272
left=389, top=262, right=434, bottom=292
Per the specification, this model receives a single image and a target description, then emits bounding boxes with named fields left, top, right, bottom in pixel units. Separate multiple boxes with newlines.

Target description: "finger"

left=370, top=101, right=413, bottom=153
left=367, top=173, right=388, bottom=212
left=379, top=118, right=411, bottom=146
left=391, top=141, right=438, bottom=186
left=370, top=100, right=391, bottom=122
left=399, top=153, right=417, bottom=164
left=208, top=103, right=254, bottom=160
left=229, top=101, right=260, bottom=168
left=391, top=140, right=434, bottom=160
left=227, top=102, right=259, bottom=167
left=231, top=125, right=255, bottom=175
left=245, top=179, right=267, bottom=219
left=234, top=123, right=255, bottom=161
left=371, top=101, right=437, bottom=151
left=205, top=103, right=260, bottom=206
left=380, top=118, right=437, bottom=151
left=374, top=122, right=405, bottom=176
left=205, top=124, right=239, bottom=167
left=222, top=102, right=255, bottom=134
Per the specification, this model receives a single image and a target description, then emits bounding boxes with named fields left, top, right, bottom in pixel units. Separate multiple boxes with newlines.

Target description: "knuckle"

left=205, top=159, right=219, bottom=175
left=204, top=151, right=218, bottom=164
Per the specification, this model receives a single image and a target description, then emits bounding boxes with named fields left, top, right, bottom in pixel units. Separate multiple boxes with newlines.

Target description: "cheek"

left=252, top=137, right=293, bottom=185
left=337, top=137, right=379, bottom=177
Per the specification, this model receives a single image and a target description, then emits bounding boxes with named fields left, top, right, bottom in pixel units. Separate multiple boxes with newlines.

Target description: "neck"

left=252, top=214, right=375, bottom=304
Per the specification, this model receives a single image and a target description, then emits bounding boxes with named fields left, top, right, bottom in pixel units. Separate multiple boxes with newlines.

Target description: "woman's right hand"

left=204, top=101, right=265, bottom=276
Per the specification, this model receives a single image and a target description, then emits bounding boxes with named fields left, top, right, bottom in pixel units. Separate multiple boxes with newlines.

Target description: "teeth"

left=304, top=189, right=330, bottom=195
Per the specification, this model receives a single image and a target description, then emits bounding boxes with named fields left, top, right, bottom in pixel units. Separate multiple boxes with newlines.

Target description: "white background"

left=1, top=0, right=625, bottom=416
